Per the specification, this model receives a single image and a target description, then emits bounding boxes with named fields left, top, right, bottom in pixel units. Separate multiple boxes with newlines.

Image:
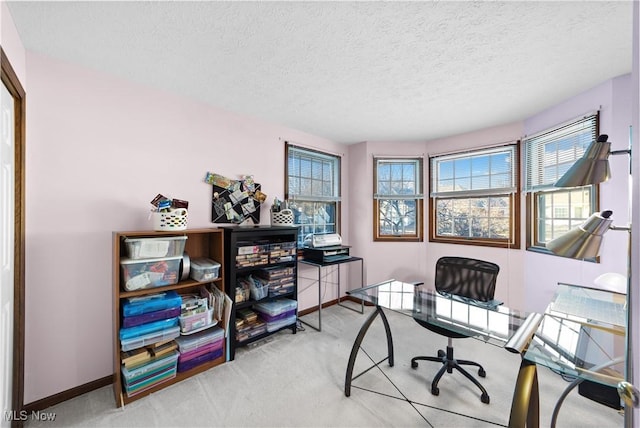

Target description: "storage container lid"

left=123, top=236, right=187, bottom=243
left=175, top=326, right=224, bottom=351
left=190, top=257, right=221, bottom=269
left=253, top=298, right=297, bottom=315
left=120, top=255, right=183, bottom=265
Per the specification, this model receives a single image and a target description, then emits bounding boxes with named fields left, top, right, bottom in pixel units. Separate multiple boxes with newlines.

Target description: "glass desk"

left=508, top=283, right=627, bottom=427
left=344, top=279, right=530, bottom=408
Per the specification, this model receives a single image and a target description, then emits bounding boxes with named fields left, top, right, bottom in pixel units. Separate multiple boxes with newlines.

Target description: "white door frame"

left=0, top=48, right=26, bottom=426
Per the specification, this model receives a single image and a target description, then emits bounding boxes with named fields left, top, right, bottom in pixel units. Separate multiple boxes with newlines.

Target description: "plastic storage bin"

left=122, top=291, right=182, bottom=317
left=121, top=307, right=181, bottom=328
left=268, top=241, right=296, bottom=263
left=258, top=308, right=296, bottom=323
left=253, top=298, right=297, bottom=316
left=121, top=351, right=179, bottom=383
left=175, top=326, right=224, bottom=353
left=120, top=256, right=182, bottom=291
left=266, top=314, right=297, bottom=333
left=177, top=347, right=224, bottom=372
left=121, top=326, right=180, bottom=352
left=119, top=317, right=179, bottom=341
left=189, top=258, right=221, bottom=282
left=249, top=281, right=269, bottom=300
left=177, top=339, right=223, bottom=364
left=268, top=282, right=294, bottom=297
left=236, top=320, right=267, bottom=343
left=122, top=351, right=179, bottom=397
left=179, top=308, right=215, bottom=334
left=235, top=243, right=270, bottom=268
left=123, top=236, right=187, bottom=260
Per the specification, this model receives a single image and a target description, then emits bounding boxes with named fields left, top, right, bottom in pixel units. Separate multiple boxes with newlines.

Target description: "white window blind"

left=374, top=158, right=423, bottom=200
left=524, top=113, right=598, bottom=192
left=431, top=145, right=517, bottom=198
left=286, top=145, right=340, bottom=202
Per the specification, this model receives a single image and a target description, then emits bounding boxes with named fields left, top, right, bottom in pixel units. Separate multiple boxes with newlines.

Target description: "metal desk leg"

left=337, top=259, right=365, bottom=314
left=317, top=263, right=322, bottom=331
left=508, top=358, right=540, bottom=428
left=344, top=305, right=394, bottom=397
left=550, top=356, right=625, bottom=428
left=298, top=264, right=323, bottom=332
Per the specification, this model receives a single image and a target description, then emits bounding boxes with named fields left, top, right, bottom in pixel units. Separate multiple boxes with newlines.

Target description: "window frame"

left=428, top=143, right=521, bottom=249
left=527, top=186, right=599, bottom=250
left=524, top=112, right=600, bottom=253
left=372, top=157, right=424, bottom=242
left=284, top=143, right=341, bottom=245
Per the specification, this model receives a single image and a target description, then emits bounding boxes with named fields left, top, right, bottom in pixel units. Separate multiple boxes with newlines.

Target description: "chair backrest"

left=434, top=257, right=499, bottom=302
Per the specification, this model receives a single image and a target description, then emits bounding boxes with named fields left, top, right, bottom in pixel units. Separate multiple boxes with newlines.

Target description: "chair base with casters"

left=411, top=256, right=499, bottom=405
left=411, top=317, right=491, bottom=404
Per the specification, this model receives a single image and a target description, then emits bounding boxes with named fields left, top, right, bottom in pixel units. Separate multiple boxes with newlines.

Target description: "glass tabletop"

left=347, top=279, right=530, bottom=348
left=523, top=283, right=626, bottom=387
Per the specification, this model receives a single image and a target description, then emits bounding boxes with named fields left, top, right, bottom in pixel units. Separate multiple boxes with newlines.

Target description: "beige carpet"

left=25, top=304, right=624, bottom=427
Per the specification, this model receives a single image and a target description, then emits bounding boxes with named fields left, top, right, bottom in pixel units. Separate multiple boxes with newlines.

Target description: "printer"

left=304, top=233, right=342, bottom=248
left=302, top=234, right=350, bottom=263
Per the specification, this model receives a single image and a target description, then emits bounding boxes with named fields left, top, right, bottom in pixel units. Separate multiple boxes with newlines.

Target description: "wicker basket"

left=270, top=209, right=294, bottom=226
left=151, top=208, right=188, bottom=231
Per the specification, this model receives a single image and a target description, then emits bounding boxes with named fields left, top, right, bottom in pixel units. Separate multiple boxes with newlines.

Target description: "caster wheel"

left=411, top=360, right=418, bottom=369
left=431, top=386, right=440, bottom=396
left=481, top=393, right=490, bottom=404
left=478, top=368, right=486, bottom=377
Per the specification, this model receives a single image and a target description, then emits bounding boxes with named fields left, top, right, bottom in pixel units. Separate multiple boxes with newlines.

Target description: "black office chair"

left=411, top=256, right=499, bottom=404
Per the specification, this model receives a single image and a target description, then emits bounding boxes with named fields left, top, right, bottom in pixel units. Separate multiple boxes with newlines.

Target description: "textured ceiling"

left=6, top=1, right=634, bottom=144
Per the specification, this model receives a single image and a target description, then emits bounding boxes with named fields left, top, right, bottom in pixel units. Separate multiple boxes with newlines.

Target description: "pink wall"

left=523, top=75, right=632, bottom=312
left=23, top=52, right=348, bottom=403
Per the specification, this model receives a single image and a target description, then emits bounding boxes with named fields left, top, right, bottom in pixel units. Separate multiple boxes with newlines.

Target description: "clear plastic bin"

left=268, top=241, right=297, bottom=263
left=189, top=258, right=221, bottom=282
left=121, top=291, right=182, bottom=317
left=121, top=326, right=180, bottom=352
left=266, top=314, right=297, bottom=333
left=250, top=281, right=269, bottom=300
left=253, top=298, right=297, bottom=316
left=120, top=256, right=181, bottom=291
left=175, top=326, right=225, bottom=353
left=123, top=236, right=187, bottom=260
left=179, top=308, right=215, bottom=334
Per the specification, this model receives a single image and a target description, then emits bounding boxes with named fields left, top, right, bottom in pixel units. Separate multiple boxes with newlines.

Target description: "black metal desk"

left=298, top=256, right=364, bottom=332
left=344, top=279, right=529, bottom=423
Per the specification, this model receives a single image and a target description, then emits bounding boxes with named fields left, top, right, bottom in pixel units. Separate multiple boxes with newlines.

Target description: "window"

left=285, top=143, right=340, bottom=246
left=524, top=113, right=599, bottom=250
left=373, top=157, right=424, bottom=241
left=429, top=144, right=519, bottom=248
